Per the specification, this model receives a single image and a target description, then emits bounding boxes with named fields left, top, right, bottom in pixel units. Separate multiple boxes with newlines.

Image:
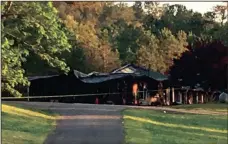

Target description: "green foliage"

left=55, top=2, right=122, bottom=73
left=36, top=2, right=228, bottom=75
left=54, top=2, right=191, bottom=74
left=2, top=1, right=227, bottom=96
left=213, top=22, right=228, bottom=46
left=1, top=2, right=71, bottom=96
left=136, top=28, right=188, bottom=73
left=1, top=36, right=29, bottom=97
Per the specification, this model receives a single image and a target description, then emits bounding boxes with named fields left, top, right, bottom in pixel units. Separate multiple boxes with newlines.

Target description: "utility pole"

left=227, top=1, right=228, bottom=92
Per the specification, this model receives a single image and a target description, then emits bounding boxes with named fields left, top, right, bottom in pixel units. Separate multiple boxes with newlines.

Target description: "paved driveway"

left=4, top=101, right=223, bottom=144
left=3, top=102, right=125, bottom=144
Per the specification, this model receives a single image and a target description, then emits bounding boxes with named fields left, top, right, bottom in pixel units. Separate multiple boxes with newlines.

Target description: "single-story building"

left=24, top=64, right=169, bottom=104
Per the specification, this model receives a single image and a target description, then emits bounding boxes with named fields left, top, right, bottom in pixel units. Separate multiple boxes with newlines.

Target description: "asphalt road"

left=4, top=102, right=125, bottom=144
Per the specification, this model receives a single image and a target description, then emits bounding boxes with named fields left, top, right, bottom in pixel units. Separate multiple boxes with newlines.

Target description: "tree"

left=55, top=2, right=135, bottom=72
left=136, top=28, right=188, bottom=73
left=98, top=3, right=142, bottom=65
left=170, top=40, right=227, bottom=90
left=98, top=30, right=121, bottom=72
left=159, top=28, right=188, bottom=70
left=115, top=25, right=143, bottom=64
left=1, top=2, right=71, bottom=96
left=144, top=2, right=164, bottom=19
left=132, top=2, right=145, bottom=22
left=136, top=32, right=162, bottom=71
left=213, top=4, right=227, bottom=25
left=213, top=22, right=228, bottom=46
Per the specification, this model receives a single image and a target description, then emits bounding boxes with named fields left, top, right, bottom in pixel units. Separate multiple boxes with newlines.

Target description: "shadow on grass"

left=2, top=104, right=56, bottom=144
left=2, top=104, right=56, bottom=120
left=124, top=115, right=227, bottom=134
left=123, top=109, right=228, bottom=144
left=124, top=109, right=228, bottom=129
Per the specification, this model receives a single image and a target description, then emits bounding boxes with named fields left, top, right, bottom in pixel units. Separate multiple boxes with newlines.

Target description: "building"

left=26, top=64, right=169, bottom=104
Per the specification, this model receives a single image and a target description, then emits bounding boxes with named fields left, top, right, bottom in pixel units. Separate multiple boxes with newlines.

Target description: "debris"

left=219, top=92, right=228, bottom=103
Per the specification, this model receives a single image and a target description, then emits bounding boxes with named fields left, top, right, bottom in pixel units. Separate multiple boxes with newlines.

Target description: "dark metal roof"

left=111, top=64, right=168, bottom=81
left=28, top=75, right=59, bottom=81
left=73, top=70, right=88, bottom=78
left=111, top=64, right=132, bottom=73
left=27, top=65, right=168, bottom=83
left=80, top=73, right=137, bottom=83
left=87, top=71, right=108, bottom=76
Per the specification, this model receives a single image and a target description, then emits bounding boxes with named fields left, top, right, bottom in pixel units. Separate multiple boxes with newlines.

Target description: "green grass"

left=123, top=109, right=228, bottom=144
left=170, top=103, right=228, bottom=112
left=2, top=104, right=57, bottom=144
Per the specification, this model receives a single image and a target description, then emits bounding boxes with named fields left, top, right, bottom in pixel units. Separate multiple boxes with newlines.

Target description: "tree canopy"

left=1, top=1, right=228, bottom=96
left=1, top=2, right=71, bottom=96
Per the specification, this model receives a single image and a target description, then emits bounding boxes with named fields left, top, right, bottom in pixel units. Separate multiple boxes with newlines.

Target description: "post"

left=27, top=86, right=30, bottom=101
left=189, top=92, right=193, bottom=104
left=201, top=93, right=204, bottom=104
left=179, top=91, right=182, bottom=104
left=166, top=88, right=170, bottom=105
left=143, top=85, right=145, bottom=100
left=196, top=92, right=199, bottom=104
left=95, top=97, right=99, bottom=104
left=172, top=87, right=175, bottom=103
left=163, top=90, right=166, bottom=105
left=184, top=91, right=187, bottom=104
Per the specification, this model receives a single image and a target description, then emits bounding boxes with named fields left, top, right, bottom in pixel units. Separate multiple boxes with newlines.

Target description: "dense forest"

left=1, top=1, right=228, bottom=96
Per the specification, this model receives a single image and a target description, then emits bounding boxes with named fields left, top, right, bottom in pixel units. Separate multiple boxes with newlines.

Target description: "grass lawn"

left=170, top=103, right=228, bottom=113
left=123, top=108, right=228, bottom=144
left=2, top=104, right=57, bottom=144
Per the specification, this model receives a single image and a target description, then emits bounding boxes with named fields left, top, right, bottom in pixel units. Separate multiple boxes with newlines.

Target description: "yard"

left=123, top=104, right=228, bottom=144
left=2, top=104, right=56, bottom=144
left=171, top=103, right=228, bottom=112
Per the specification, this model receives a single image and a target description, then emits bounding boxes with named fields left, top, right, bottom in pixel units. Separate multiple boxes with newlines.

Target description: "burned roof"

left=28, top=75, right=59, bottom=81
left=27, top=64, right=168, bottom=84
left=87, top=71, right=108, bottom=76
left=73, top=70, right=88, bottom=78
left=111, top=64, right=168, bottom=81
left=80, top=73, right=137, bottom=83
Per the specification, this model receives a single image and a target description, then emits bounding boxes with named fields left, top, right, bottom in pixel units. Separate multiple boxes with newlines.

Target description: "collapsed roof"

left=111, top=64, right=168, bottom=81
left=78, top=64, right=168, bottom=83
left=28, top=64, right=168, bottom=84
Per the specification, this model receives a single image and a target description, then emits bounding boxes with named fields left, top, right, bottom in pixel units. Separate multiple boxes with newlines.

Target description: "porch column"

left=179, top=91, right=182, bottom=104
left=172, top=87, right=175, bottom=103
left=201, top=93, right=204, bottom=103
left=196, top=92, right=199, bottom=104
left=166, top=88, right=170, bottom=105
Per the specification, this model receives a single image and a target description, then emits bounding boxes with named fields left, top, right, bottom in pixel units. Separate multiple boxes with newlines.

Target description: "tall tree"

left=97, top=29, right=121, bottom=72
left=213, top=4, right=227, bottom=25
left=136, top=28, right=188, bottom=73
left=144, top=2, right=164, bottom=19
left=55, top=2, right=122, bottom=73
left=1, top=2, right=71, bottom=96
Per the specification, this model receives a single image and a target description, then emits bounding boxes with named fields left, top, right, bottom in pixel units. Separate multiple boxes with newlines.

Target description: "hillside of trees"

left=1, top=1, right=228, bottom=96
